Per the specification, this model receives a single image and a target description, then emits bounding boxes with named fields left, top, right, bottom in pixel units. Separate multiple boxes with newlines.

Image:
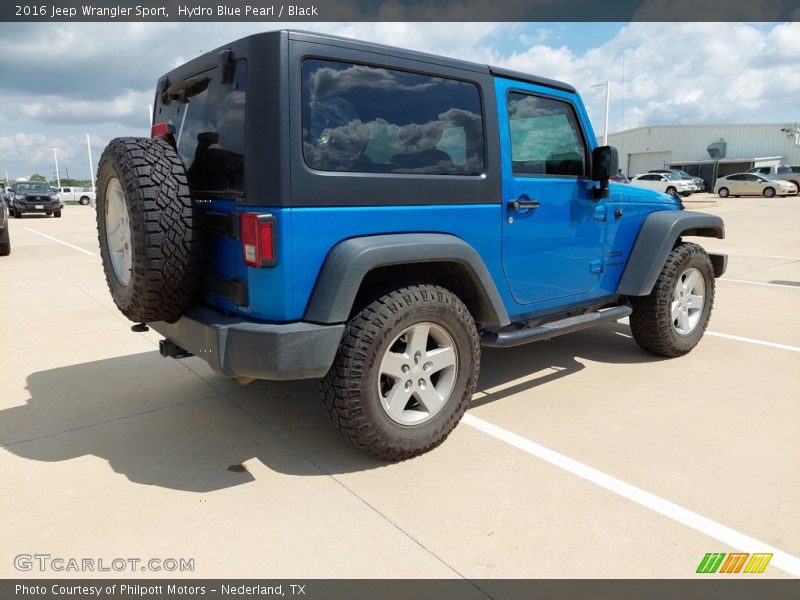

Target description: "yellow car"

left=714, top=173, right=797, bottom=198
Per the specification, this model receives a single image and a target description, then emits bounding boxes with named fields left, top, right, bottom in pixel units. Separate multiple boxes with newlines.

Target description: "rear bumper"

left=150, top=306, right=345, bottom=381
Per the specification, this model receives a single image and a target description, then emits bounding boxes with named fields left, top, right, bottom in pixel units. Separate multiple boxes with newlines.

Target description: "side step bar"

left=482, top=305, right=632, bottom=348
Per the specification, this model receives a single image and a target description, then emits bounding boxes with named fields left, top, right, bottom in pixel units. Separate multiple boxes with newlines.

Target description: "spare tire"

left=96, top=137, right=200, bottom=323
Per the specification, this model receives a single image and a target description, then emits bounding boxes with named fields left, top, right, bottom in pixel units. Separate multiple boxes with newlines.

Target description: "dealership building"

left=608, top=123, right=800, bottom=189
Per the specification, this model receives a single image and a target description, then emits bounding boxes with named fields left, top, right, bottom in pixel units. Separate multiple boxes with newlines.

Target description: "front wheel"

left=763, top=187, right=775, bottom=198
left=54, top=210, right=62, bottom=218
left=630, top=242, right=715, bottom=357
left=665, top=186, right=678, bottom=197
left=320, top=284, right=480, bottom=460
left=717, top=187, right=729, bottom=198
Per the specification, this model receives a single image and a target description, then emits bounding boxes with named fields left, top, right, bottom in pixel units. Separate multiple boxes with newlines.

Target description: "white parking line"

left=462, top=413, right=800, bottom=577
left=705, top=331, right=800, bottom=353
left=24, top=228, right=96, bottom=256
left=728, top=252, right=799, bottom=261
left=720, top=278, right=800, bottom=290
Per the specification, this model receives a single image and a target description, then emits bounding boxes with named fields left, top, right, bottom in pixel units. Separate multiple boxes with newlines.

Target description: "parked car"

left=7, top=181, right=64, bottom=217
left=630, top=172, right=695, bottom=197
left=746, top=165, right=800, bottom=194
left=649, top=169, right=705, bottom=192
left=94, top=30, right=726, bottom=460
left=714, top=173, right=797, bottom=198
left=56, top=186, right=96, bottom=205
left=0, top=195, right=10, bottom=256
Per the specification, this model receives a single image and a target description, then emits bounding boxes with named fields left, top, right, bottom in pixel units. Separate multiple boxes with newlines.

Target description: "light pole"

left=590, top=81, right=610, bottom=146
left=50, top=148, right=62, bottom=188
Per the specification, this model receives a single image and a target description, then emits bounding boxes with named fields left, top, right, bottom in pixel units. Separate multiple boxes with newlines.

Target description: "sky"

left=0, top=21, right=798, bottom=181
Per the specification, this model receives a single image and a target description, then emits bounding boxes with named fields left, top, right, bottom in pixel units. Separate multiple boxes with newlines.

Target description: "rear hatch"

left=152, top=58, right=248, bottom=317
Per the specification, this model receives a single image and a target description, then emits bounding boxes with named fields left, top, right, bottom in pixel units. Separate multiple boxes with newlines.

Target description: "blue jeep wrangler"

left=95, top=31, right=726, bottom=460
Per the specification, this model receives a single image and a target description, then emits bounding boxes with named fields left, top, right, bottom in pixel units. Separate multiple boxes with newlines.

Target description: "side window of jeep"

left=301, top=59, right=484, bottom=175
left=507, top=92, right=587, bottom=177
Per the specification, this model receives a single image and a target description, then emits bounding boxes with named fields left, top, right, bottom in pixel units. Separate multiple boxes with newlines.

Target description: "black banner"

left=4, top=580, right=800, bottom=600
left=1, top=0, right=799, bottom=22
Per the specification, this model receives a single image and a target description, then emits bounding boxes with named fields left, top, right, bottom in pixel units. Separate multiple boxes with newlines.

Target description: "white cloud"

left=1, top=21, right=798, bottom=180
left=492, top=22, right=800, bottom=132
left=3, top=90, right=154, bottom=127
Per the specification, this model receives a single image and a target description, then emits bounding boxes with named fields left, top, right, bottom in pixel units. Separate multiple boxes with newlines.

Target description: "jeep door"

left=497, top=80, right=604, bottom=305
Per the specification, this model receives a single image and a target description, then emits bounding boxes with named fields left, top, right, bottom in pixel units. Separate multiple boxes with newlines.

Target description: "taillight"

left=151, top=122, right=175, bottom=138
left=240, top=213, right=276, bottom=268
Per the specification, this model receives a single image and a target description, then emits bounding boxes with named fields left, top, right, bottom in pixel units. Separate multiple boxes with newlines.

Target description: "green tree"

left=29, top=173, right=46, bottom=181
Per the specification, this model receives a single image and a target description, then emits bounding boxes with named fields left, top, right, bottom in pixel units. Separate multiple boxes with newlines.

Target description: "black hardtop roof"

left=160, top=29, right=576, bottom=94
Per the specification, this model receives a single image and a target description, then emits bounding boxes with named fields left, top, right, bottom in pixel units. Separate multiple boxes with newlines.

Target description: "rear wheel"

left=630, top=242, right=715, bottom=357
left=763, top=187, right=775, bottom=198
left=717, top=187, right=729, bottom=198
left=96, top=137, right=200, bottom=323
left=79, top=196, right=90, bottom=205
left=321, top=284, right=480, bottom=460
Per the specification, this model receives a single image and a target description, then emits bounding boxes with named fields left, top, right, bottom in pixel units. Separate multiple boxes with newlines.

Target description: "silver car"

left=714, top=173, right=798, bottom=198
left=630, top=172, right=694, bottom=197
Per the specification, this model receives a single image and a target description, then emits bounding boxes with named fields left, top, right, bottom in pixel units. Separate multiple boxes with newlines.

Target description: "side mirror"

left=591, top=145, right=618, bottom=199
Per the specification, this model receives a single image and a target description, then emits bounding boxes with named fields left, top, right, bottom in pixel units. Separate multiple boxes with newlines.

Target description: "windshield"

left=673, top=170, right=692, bottom=178
left=16, top=182, right=51, bottom=193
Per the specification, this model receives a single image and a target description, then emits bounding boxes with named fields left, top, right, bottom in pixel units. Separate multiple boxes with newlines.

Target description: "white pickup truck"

left=56, top=186, right=95, bottom=205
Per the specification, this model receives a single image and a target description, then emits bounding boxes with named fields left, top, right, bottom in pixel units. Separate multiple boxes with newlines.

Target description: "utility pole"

left=86, top=134, right=96, bottom=207
left=51, top=148, right=62, bottom=188
left=590, top=81, right=610, bottom=146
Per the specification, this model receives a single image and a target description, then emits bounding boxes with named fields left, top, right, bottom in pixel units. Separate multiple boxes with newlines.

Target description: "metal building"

left=608, top=123, right=800, bottom=188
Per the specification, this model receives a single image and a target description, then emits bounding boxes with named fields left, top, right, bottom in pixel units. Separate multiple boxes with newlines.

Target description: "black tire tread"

left=96, top=137, right=199, bottom=323
left=0, top=228, right=10, bottom=256
left=630, top=242, right=714, bottom=357
left=320, top=284, right=480, bottom=461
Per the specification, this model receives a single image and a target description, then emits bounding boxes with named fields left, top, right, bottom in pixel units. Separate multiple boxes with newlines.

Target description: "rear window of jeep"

left=157, top=59, right=247, bottom=197
left=301, top=59, right=484, bottom=176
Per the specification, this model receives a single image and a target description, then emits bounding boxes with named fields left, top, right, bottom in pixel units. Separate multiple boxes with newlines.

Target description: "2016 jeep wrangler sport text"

left=96, top=31, right=726, bottom=460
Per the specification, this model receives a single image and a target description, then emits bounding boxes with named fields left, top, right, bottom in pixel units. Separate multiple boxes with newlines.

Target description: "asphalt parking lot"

left=1, top=194, right=798, bottom=579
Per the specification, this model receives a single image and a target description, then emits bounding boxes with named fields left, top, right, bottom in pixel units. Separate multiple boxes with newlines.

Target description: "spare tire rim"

left=671, top=267, right=705, bottom=335
left=377, top=322, right=458, bottom=426
left=105, top=178, right=132, bottom=286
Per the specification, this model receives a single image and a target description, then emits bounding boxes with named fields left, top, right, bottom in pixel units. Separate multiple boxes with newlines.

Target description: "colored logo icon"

left=696, top=552, right=772, bottom=574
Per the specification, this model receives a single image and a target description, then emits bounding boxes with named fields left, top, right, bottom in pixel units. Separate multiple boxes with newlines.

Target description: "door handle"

left=507, top=198, right=541, bottom=211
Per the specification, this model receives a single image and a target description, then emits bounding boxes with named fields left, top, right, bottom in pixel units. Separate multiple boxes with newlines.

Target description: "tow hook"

left=159, top=339, right=193, bottom=359
left=131, top=323, right=149, bottom=332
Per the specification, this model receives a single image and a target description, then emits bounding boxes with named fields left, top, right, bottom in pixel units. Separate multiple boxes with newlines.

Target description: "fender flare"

left=616, top=210, right=726, bottom=297
left=303, top=233, right=510, bottom=327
